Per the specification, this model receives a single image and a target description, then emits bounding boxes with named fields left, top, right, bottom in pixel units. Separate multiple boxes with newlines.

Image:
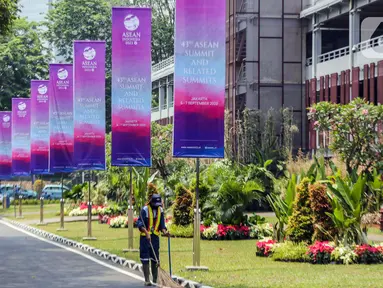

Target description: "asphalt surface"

left=0, top=221, right=144, bottom=288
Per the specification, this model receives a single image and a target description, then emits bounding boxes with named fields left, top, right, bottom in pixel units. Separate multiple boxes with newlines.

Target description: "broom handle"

left=168, top=237, right=172, bottom=277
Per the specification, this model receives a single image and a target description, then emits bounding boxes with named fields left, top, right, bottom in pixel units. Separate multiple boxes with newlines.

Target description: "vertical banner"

left=0, top=112, right=12, bottom=179
left=31, top=80, right=50, bottom=174
left=12, top=98, right=31, bottom=176
left=173, top=0, right=226, bottom=158
left=111, top=7, right=152, bottom=167
left=49, top=64, right=75, bottom=172
left=74, top=41, right=106, bottom=170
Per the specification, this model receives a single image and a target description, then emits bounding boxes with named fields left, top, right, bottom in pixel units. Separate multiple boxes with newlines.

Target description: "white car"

left=41, top=184, right=70, bottom=200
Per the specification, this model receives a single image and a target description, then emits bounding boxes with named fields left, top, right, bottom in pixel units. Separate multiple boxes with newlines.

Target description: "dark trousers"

left=140, top=234, right=160, bottom=264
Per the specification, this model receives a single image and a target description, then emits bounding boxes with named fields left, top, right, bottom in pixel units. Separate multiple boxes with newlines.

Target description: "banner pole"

left=13, top=185, right=16, bottom=217
left=57, top=173, right=67, bottom=231
left=83, top=171, right=96, bottom=240
left=187, top=158, right=208, bottom=271
left=37, top=196, right=47, bottom=226
left=123, top=167, right=138, bottom=252
left=18, top=195, right=23, bottom=219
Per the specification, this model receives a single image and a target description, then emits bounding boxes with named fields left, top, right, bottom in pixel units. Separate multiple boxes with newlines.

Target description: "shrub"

left=271, top=242, right=310, bottom=262
left=256, top=239, right=276, bottom=257
left=331, top=246, right=358, bottom=265
left=33, top=179, right=45, bottom=197
left=286, top=178, right=314, bottom=243
left=307, top=241, right=334, bottom=264
left=354, top=245, right=383, bottom=264
left=147, top=183, right=159, bottom=203
left=249, top=223, right=273, bottom=239
left=309, top=183, right=336, bottom=241
left=173, top=184, right=194, bottom=226
left=168, top=223, right=193, bottom=238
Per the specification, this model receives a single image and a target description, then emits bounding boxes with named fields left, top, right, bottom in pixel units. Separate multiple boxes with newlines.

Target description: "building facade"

left=226, top=0, right=305, bottom=149
left=303, top=0, right=383, bottom=150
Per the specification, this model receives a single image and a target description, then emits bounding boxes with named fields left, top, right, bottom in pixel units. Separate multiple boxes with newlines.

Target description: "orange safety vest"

left=141, top=205, right=161, bottom=236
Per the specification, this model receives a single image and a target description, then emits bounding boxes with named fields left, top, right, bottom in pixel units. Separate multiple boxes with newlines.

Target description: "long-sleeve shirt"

left=136, top=205, right=166, bottom=234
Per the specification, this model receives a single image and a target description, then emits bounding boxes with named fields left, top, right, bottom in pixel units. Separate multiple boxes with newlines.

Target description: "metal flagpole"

left=187, top=158, right=208, bottom=271
left=57, top=173, right=67, bottom=231
left=123, top=167, right=138, bottom=252
left=83, top=171, right=96, bottom=240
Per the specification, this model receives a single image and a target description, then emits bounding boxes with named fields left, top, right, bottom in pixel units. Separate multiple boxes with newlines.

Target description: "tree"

left=286, top=178, right=314, bottom=243
left=0, top=18, right=51, bottom=110
left=308, top=99, right=383, bottom=174
left=151, top=122, right=172, bottom=179
left=44, top=0, right=175, bottom=130
left=0, top=0, right=19, bottom=36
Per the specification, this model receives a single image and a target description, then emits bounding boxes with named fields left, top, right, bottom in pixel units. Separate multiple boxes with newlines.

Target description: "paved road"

left=0, top=221, right=143, bottom=288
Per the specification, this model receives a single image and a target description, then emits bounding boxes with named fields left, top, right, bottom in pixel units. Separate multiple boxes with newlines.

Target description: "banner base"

left=186, top=266, right=209, bottom=271
left=123, top=248, right=139, bottom=253
left=82, top=237, right=97, bottom=241
left=56, top=228, right=68, bottom=231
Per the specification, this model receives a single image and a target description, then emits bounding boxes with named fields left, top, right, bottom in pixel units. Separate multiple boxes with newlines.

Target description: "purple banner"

left=49, top=64, right=75, bottom=172
left=12, top=98, right=31, bottom=176
left=31, top=80, right=50, bottom=174
left=173, top=0, right=226, bottom=158
left=0, top=112, right=12, bottom=179
left=74, top=41, right=106, bottom=170
left=111, top=7, right=152, bottom=167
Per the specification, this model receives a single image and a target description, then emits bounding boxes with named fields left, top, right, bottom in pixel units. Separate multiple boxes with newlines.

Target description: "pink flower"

left=362, top=109, right=369, bottom=115
left=314, top=121, right=319, bottom=127
left=309, top=108, right=316, bottom=113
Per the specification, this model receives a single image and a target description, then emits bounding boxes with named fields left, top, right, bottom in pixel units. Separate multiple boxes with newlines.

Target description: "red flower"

left=256, top=240, right=276, bottom=256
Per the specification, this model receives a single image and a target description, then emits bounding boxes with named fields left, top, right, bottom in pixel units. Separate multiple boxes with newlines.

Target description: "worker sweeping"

left=137, top=194, right=169, bottom=286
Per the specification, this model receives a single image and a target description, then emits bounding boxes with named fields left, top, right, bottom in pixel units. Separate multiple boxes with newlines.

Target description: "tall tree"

left=0, top=0, right=19, bottom=36
left=0, top=18, right=51, bottom=110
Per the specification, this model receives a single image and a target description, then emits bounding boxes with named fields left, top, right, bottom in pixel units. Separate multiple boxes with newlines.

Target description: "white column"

left=349, top=8, right=360, bottom=101
left=311, top=16, right=321, bottom=78
left=159, top=80, right=165, bottom=120
left=166, top=77, right=173, bottom=121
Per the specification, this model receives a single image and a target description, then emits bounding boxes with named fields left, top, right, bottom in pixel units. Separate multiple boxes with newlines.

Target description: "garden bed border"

left=3, top=218, right=212, bottom=288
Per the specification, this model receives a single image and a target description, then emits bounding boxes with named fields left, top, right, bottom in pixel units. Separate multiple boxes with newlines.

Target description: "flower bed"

left=256, top=239, right=276, bottom=257
left=200, top=223, right=273, bottom=241
left=256, top=240, right=383, bottom=265
left=108, top=215, right=138, bottom=228
left=68, top=203, right=105, bottom=217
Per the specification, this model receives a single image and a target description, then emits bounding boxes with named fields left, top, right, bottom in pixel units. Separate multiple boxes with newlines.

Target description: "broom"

left=139, top=209, right=183, bottom=288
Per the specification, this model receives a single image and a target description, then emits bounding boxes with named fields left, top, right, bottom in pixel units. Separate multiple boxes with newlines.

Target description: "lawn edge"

left=2, top=217, right=212, bottom=288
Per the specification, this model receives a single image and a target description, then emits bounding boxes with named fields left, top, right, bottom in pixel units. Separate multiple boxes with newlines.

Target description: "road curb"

left=3, top=218, right=212, bottom=288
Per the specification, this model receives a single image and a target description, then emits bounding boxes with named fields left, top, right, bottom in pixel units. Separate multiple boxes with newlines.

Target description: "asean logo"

left=57, top=68, right=68, bottom=80
left=124, top=14, right=139, bottom=31
left=83, top=47, right=96, bottom=60
left=38, top=84, right=48, bottom=95
left=2, top=115, right=10, bottom=123
left=18, top=102, right=27, bottom=111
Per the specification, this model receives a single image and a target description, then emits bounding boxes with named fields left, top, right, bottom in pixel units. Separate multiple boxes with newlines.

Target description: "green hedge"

left=10, top=199, right=61, bottom=205
left=168, top=223, right=193, bottom=238
left=271, top=242, right=310, bottom=263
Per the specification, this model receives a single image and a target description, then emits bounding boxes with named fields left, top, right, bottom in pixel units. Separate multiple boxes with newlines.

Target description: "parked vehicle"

left=0, top=185, right=37, bottom=200
left=41, top=185, right=70, bottom=200
left=0, top=185, right=15, bottom=203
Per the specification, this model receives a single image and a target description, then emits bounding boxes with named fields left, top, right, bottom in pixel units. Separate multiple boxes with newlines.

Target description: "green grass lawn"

left=0, top=204, right=60, bottom=221
left=33, top=221, right=383, bottom=288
